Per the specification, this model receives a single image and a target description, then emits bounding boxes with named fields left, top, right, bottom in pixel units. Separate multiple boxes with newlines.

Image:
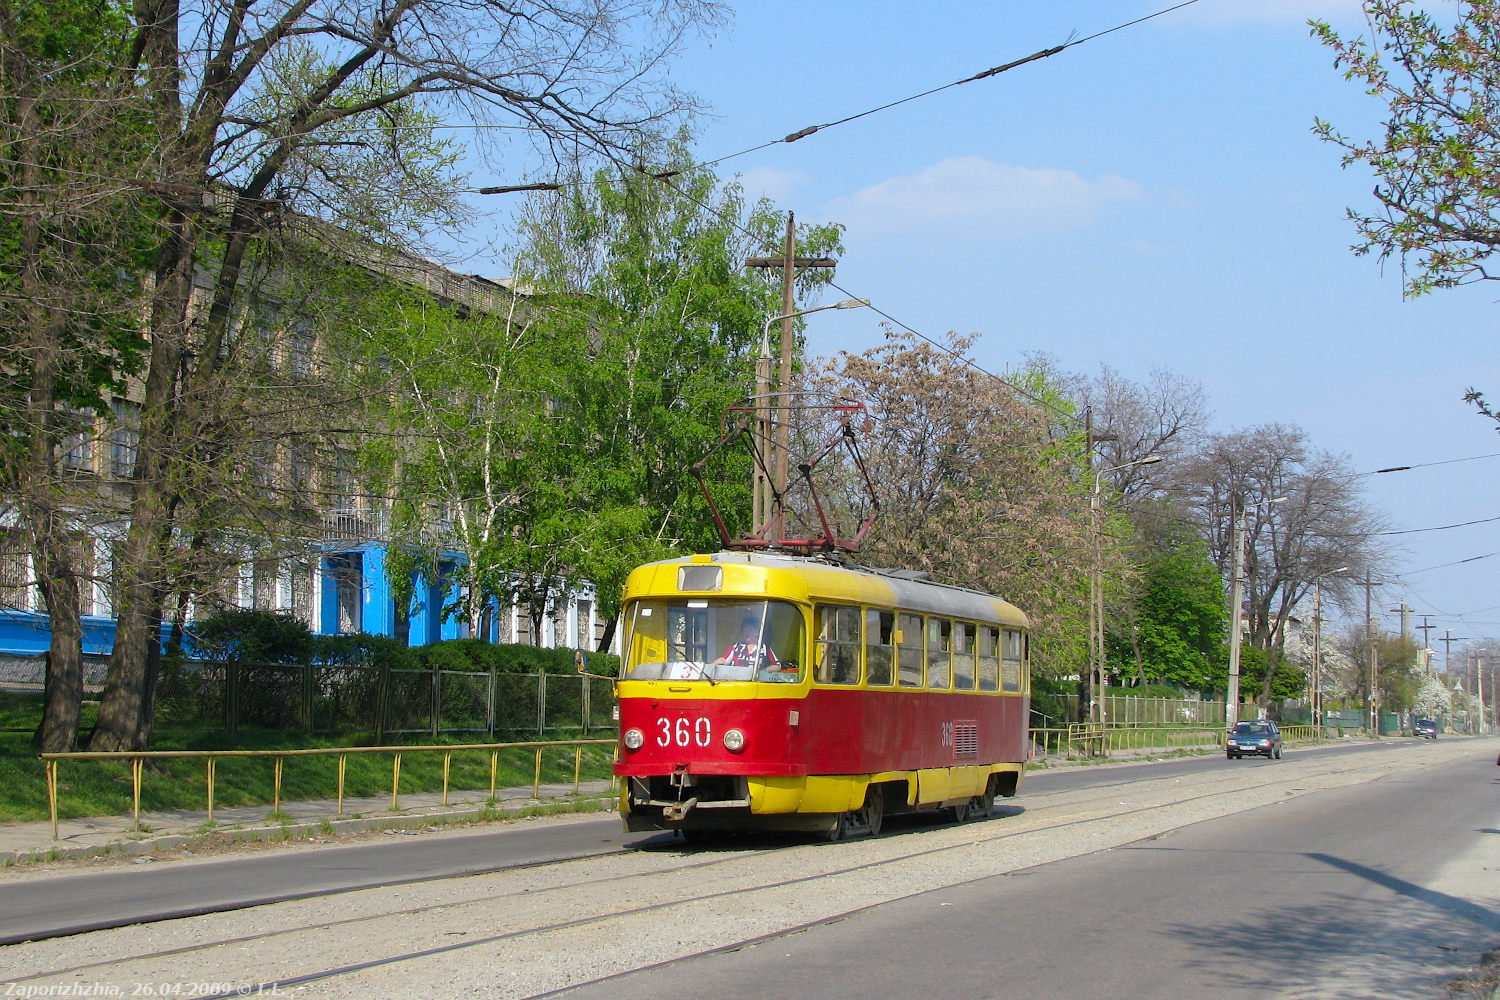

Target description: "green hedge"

left=188, top=609, right=618, bottom=676
left=411, top=638, right=618, bottom=677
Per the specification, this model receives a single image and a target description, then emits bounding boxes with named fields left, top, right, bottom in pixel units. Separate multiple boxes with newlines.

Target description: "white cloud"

left=819, top=156, right=1141, bottom=242
left=731, top=165, right=808, bottom=205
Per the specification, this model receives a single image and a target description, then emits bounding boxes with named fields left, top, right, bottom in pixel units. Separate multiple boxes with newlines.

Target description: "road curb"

left=1, top=795, right=617, bottom=867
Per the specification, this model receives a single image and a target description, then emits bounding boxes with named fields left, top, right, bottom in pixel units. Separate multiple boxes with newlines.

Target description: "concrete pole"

left=770, top=214, right=796, bottom=542
left=1226, top=496, right=1246, bottom=730
left=1478, top=656, right=1486, bottom=735
left=1312, top=580, right=1322, bottom=733
left=1365, top=569, right=1378, bottom=736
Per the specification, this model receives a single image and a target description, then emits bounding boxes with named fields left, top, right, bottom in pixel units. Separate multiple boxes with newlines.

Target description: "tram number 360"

left=657, top=716, right=711, bottom=748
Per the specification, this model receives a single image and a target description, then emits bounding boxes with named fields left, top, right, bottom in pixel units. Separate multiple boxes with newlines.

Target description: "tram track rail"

left=1, top=747, right=1436, bottom=1000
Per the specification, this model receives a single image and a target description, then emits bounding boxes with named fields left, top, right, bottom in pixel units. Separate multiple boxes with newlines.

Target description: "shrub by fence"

left=161, top=661, right=619, bottom=739
left=163, top=612, right=621, bottom=739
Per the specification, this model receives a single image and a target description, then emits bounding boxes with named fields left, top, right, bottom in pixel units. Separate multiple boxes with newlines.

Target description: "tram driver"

left=714, top=616, right=791, bottom=680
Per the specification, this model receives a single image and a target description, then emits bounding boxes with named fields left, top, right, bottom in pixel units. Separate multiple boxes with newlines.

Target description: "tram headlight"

left=722, top=728, right=746, bottom=753
left=623, top=728, right=645, bottom=751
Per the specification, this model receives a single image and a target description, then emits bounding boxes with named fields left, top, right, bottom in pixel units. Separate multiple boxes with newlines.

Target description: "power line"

left=699, top=0, right=1205, bottom=172
left=1377, top=513, right=1500, bottom=536
left=1401, top=551, right=1500, bottom=576
left=1363, top=451, right=1500, bottom=475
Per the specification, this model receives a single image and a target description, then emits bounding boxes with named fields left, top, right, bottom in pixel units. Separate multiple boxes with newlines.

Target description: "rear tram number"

left=656, top=716, right=711, bottom=748
left=941, top=720, right=953, bottom=747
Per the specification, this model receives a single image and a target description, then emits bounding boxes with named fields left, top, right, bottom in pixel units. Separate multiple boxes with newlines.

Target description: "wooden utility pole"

left=1415, top=616, right=1436, bottom=668
left=745, top=212, right=836, bottom=541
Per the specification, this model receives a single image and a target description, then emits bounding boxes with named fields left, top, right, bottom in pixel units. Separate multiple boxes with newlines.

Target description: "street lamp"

left=1089, top=454, right=1162, bottom=725
left=1310, top=566, right=1349, bottom=735
left=1225, top=494, right=1287, bottom=728
left=755, top=298, right=871, bottom=534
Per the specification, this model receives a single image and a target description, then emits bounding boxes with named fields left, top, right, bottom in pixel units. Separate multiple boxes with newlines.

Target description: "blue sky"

left=471, top=1, right=1500, bottom=651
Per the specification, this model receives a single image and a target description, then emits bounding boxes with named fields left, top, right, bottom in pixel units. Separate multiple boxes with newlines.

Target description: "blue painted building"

left=0, top=538, right=607, bottom=666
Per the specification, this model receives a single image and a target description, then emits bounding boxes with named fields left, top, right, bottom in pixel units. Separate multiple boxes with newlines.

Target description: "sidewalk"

left=0, top=779, right=618, bottom=867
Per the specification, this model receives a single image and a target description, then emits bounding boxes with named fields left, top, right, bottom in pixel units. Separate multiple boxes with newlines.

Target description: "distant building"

left=0, top=245, right=612, bottom=676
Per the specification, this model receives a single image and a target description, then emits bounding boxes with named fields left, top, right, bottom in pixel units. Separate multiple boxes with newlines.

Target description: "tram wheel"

left=974, top=790, right=995, bottom=820
left=824, top=812, right=849, bottom=842
left=859, top=786, right=884, bottom=837
left=947, top=800, right=971, bottom=824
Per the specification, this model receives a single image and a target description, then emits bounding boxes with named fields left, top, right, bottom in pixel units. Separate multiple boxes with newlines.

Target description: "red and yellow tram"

left=614, top=550, right=1030, bottom=838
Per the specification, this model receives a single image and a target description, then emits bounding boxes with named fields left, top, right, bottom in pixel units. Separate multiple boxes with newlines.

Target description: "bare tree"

left=1074, top=364, right=1209, bottom=501
left=1178, top=424, right=1384, bottom=710
left=807, top=330, right=1092, bottom=668
left=75, top=0, right=728, bottom=750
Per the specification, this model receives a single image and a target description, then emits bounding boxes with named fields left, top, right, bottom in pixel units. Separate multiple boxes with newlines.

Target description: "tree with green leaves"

left=74, top=0, right=727, bottom=750
left=0, top=0, right=151, bottom=750
left=1313, top=1, right=1500, bottom=430
left=1108, top=506, right=1228, bottom=693
left=367, top=148, right=842, bottom=651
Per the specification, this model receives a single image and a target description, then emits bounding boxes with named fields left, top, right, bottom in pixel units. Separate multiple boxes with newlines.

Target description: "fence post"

left=374, top=660, right=388, bottom=744
left=302, top=659, right=314, bottom=731
left=537, top=672, right=546, bottom=734
left=226, top=659, right=239, bottom=736
left=487, top=667, right=497, bottom=736
left=582, top=673, right=590, bottom=733
left=46, top=759, right=58, bottom=841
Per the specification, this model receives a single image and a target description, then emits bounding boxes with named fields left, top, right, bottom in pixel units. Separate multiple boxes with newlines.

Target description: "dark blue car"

left=1413, top=718, right=1438, bottom=739
left=1226, top=720, right=1282, bottom=760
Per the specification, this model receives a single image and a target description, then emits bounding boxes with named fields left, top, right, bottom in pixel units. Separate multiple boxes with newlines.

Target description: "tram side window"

left=977, top=625, right=999, bottom=691
left=816, top=605, right=862, bottom=685
left=926, top=618, right=952, bottom=690
left=954, top=621, right=977, bottom=690
left=865, top=609, right=894, bottom=686
left=897, top=612, right=924, bottom=687
left=1002, top=628, right=1025, bottom=692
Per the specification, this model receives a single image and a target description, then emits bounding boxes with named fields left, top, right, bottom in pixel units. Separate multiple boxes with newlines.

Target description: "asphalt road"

left=551, top=742, right=1500, bottom=1000
left=0, top=737, right=1482, bottom=975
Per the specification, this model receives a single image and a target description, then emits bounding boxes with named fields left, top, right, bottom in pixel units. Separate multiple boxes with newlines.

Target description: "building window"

left=576, top=598, right=592, bottom=650
left=253, top=559, right=277, bottom=610
left=327, top=553, right=362, bottom=633
left=0, top=529, right=30, bottom=611
left=109, top=399, right=140, bottom=478
left=58, top=410, right=93, bottom=472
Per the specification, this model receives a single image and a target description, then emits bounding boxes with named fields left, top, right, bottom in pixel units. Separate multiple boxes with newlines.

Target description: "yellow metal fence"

left=36, top=724, right=1326, bottom=841
left=39, top=738, right=616, bottom=841
left=1032, top=724, right=1318, bottom=759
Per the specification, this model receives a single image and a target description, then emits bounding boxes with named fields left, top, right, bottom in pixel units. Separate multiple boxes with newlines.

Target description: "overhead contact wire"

left=700, top=0, right=1204, bottom=172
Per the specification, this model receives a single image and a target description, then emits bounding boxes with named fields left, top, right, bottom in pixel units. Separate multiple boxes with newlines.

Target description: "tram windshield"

left=623, top=599, right=804, bottom=683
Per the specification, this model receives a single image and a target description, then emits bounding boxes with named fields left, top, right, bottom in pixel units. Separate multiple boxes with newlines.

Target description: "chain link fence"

left=153, top=659, right=616, bottom=738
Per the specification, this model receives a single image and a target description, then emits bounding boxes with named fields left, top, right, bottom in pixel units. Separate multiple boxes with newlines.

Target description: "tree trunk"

left=595, top=618, right=616, bottom=654
left=33, top=566, right=86, bottom=752
left=91, top=210, right=194, bottom=752
left=90, top=469, right=174, bottom=751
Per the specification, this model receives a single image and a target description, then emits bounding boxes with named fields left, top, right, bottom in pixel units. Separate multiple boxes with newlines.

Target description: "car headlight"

left=623, top=728, right=644, bottom=750
left=722, top=728, right=746, bottom=752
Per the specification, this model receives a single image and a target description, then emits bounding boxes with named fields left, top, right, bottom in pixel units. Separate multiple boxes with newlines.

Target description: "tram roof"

left=625, top=551, right=1028, bottom=628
